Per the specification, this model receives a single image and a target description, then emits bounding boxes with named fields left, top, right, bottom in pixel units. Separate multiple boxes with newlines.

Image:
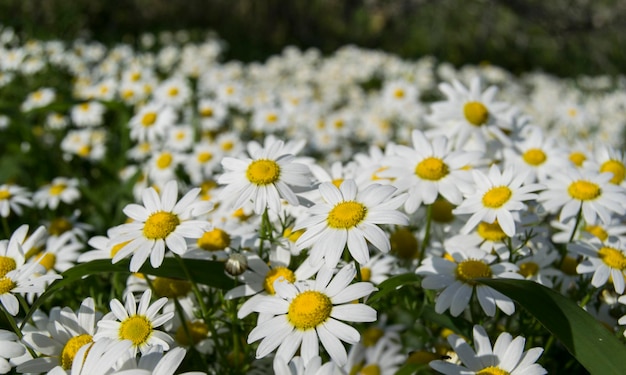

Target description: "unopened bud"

left=225, top=253, right=248, bottom=276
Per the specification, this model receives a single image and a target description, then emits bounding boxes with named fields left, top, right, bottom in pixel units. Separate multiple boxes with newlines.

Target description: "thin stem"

left=1, top=216, right=10, bottom=238
left=173, top=253, right=209, bottom=319
left=0, top=304, right=38, bottom=358
left=567, top=205, right=584, bottom=244
left=418, top=204, right=433, bottom=267
left=355, top=261, right=362, bottom=282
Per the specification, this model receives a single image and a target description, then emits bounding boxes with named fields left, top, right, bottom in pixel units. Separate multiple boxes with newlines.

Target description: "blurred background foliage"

left=0, top=0, right=625, bottom=77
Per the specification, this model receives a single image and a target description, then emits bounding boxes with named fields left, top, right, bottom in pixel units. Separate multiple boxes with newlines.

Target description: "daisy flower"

left=416, top=246, right=522, bottom=317
left=94, top=289, right=174, bottom=356
left=379, top=129, right=480, bottom=213
left=51, top=338, right=133, bottom=375
left=453, top=165, right=544, bottom=237
left=129, top=103, right=177, bottom=143
left=273, top=355, right=339, bottom=375
left=114, top=346, right=191, bottom=375
left=197, top=98, right=227, bottom=131
left=70, top=101, right=106, bottom=127
left=0, top=329, right=25, bottom=374
left=0, top=224, right=46, bottom=277
left=246, top=263, right=377, bottom=366
left=218, top=138, right=311, bottom=215
left=429, top=325, right=547, bottom=375
left=584, top=143, right=626, bottom=186
left=19, top=297, right=100, bottom=373
left=33, top=177, right=81, bottom=210
left=344, top=337, right=406, bottom=375
left=111, top=180, right=213, bottom=272
left=295, top=180, right=408, bottom=268
left=538, top=167, right=626, bottom=225
left=0, top=259, right=59, bottom=315
left=426, top=77, right=512, bottom=151
left=569, top=238, right=626, bottom=293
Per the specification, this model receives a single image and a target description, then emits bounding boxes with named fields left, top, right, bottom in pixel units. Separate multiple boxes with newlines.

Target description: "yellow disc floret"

left=246, top=159, right=280, bottom=185
left=455, top=259, right=492, bottom=284
left=197, top=228, right=231, bottom=251
left=522, top=148, right=547, bottom=166
left=431, top=199, right=455, bottom=223
left=0, top=189, right=11, bottom=200
left=360, top=364, right=381, bottom=375
left=263, top=266, right=296, bottom=295
left=476, top=366, right=510, bottom=375
left=415, top=157, right=449, bottom=181
left=143, top=211, right=180, bottom=240
left=152, top=277, right=192, bottom=298
left=287, top=291, right=333, bottom=330
left=327, top=201, right=367, bottom=229
left=390, top=228, right=419, bottom=260
left=361, top=327, right=384, bottom=347
left=175, top=320, right=209, bottom=346
left=0, top=277, right=16, bottom=294
left=360, top=267, right=372, bottom=282
left=477, top=221, right=508, bottom=242
left=600, top=160, right=625, bottom=185
left=61, top=334, right=93, bottom=369
left=482, top=186, right=512, bottom=208
left=0, top=256, right=17, bottom=278
left=568, top=180, right=601, bottom=201
left=49, top=183, right=67, bottom=196
left=569, top=152, right=586, bottom=167
left=463, top=101, right=489, bottom=126
left=35, top=252, right=56, bottom=271
left=519, top=261, right=540, bottom=278
left=119, top=315, right=153, bottom=346
left=49, top=217, right=73, bottom=236
left=156, top=152, right=173, bottom=169
left=598, top=246, right=626, bottom=270
left=141, top=112, right=157, bottom=127
left=584, top=225, right=609, bottom=242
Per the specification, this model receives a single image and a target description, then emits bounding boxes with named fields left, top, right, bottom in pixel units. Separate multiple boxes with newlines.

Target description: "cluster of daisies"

left=1, top=23, right=626, bottom=374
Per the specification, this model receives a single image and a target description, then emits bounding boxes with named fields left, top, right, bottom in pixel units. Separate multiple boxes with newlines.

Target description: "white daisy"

left=0, top=259, right=59, bottom=315
left=246, top=263, right=377, bottom=365
left=114, top=346, right=191, bottom=375
left=111, top=180, right=213, bottom=272
left=54, top=338, right=133, bottom=375
left=295, top=180, right=408, bottom=268
left=416, top=246, right=522, bottom=317
left=33, top=177, right=81, bottom=210
left=94, top=289, right=174, bottom=356
left=0, top=329, right=25, bottom=374
left=569, top=238, right=626, bottom=293
left=453, top=164, right=544, bottom=237
left=379, top=129, right=480, bottom=213
left=218, top=138, right=311, bottom=215
left=129, top=103, right=177, bottom=143
left=538, top=167, right=626, bottom=225
left=429, top=325, right=547, bottom=375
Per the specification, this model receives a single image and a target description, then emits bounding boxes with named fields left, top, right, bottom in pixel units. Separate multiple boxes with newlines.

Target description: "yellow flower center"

left=110, top=241, right=130, bottom=258
left=519, top=261, right=540, bottom=277
left=221, top=141, right=234, bottom=151
left=584, top=225, right=609, bottom=242
left=600, top=160, right=625, bottom=184
left=415, top=157, right=449, bottom=181
left=432, top=199, right=455, bottom=223
left=61, top=334, right=93, bottom=369
left=283, top=227, right=305, bottom=243
left=197, top=151, right=213, bottom=163
left=393, top=88, right=405, bottom=98
left=156, top=152, right=173, bottom=169
left=152, top=277, right=192, bottom=298
left=246, top=159, right=280, bottom=185
left=569, top=152, right=586, bottom=167
left=360, top=267, right=372, bottom=282
left=80, top=103, right=90, bottom=111
left=175, top=131, right=186, bottom=140
left=35, top=252, right=56, bottom=271
left=406, top=350, right=439, bottom=365
left=49, top=217, right=73, bottom=236
left=477, top=221, right=508, bottom=242
left=197, top=228, right=231, bottom=251
left=463, top=101, right=489, bottom=126
left=0, top=277, right=16, bottom=294
left=141, top=112, right=157, bottom=127
left=263, top=266, right=296, bottom=295
left=200, top=107, right=214, bottom=117
left=168, top=87, right=179, bottom=97
left=331, top=178, right=344, bottom=188
left=119, top=315, right=153, bottom=346
left=522, top=148, right=547, bottom=166
left=359, top=364, right=381, bottom=375
left=568, top=180, right=601, bottom=201
left=175, top=320, right=209, bottom=346
left=482, top=186, right=512, bottom=208
left=361, top=327, right=384, bottom=347
left=455, top=259, right=492, bottom=284
left=265, top=113, right=278, bottom=123
left=143, top=211, right=180, bottom=240
left=49, top=183, right=67, bottom=196
left=0, top=256, right=17, bottom=278
left=287, top=290, right=333, bottom=330
left=327, top=201, right=367, bottom=229
left=598, top=246, right=626, bottom=270
left=390, top=228, right=419, bottom=260
left=476, top=366, right=510, bottom=375
left=0, top=189, right=11, bottom=200
left=560, top=255, right=579, bottom=276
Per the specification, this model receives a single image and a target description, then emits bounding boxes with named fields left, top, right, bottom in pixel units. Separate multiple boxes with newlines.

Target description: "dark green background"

left=1, top=0, right=625, bottom=77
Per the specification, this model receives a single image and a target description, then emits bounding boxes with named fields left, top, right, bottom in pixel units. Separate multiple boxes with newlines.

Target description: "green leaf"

left=479, top=278, right=626, bottom=375
left=21, top=258, right=233, bottom=328
left=368, top=273, right=420, bottom=303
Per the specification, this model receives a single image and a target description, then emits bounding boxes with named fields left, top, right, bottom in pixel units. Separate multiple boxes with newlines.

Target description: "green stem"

left=355, top=261, right=362, bottom=282
left=567, top=205, right=584, bottom=244
left=173, top=254, right=209, bottom=319
left=0, top=304, right=38, bottom=358
left=1, top=216, right=10, bottom=238
left=418, top=204, right=433, bottom=267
